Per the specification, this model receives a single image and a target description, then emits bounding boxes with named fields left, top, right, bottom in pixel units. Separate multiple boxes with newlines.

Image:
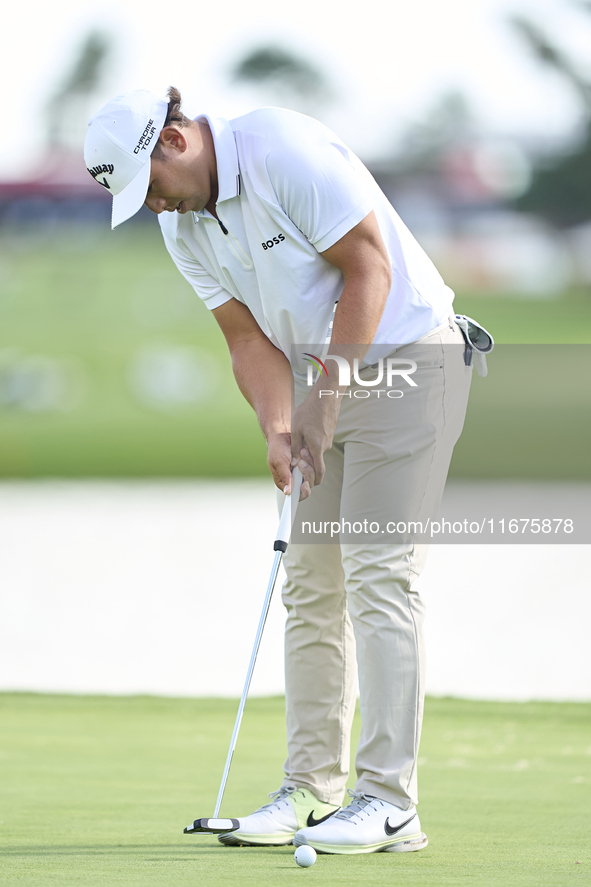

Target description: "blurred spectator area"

left=373, top=139, right=575, bottom=298
left=4, top=15, right=591, bottom=297
left=0, top=151, right=111, bottom=228
left=0, top=134, right=588, bottom=297
left=0, top=148, right=118, bottom=229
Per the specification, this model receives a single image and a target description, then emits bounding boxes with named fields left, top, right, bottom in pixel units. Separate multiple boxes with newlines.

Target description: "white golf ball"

left=294, top=845, right=317, bottom=867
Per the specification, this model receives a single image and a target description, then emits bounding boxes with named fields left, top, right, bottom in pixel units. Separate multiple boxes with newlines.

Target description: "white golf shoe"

left=218, top=786, right=340, bottom=846
left=293, top=790, right=428, bottom=855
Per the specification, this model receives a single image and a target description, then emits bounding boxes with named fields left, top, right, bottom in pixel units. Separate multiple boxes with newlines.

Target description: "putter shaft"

left=213, top=548, right=284, bottom=818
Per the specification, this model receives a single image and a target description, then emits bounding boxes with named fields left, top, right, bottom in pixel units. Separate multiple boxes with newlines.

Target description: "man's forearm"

left=319, top=213, right=392, bottom=392
left=316, top=266, right=391, bottom=394
left=330, top=268, right=391, bottom=349
left=229, top=335, right=292, bottom=440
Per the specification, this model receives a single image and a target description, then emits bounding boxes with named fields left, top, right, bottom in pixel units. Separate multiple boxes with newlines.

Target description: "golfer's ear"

left=159, top=126, right=188, bottom=153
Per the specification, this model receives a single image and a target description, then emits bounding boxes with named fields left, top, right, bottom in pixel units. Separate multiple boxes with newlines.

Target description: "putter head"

left=184, top=818, right=240, bottom=834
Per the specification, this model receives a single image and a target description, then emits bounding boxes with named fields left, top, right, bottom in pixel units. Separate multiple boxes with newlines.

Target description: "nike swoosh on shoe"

left=384, top=813, right=417, bottom=836
left=306, top=809, right=338, bottom=827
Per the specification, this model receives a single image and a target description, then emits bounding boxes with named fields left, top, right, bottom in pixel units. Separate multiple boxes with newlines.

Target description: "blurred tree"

left=46, top=30, right=113, bottom=150
left=396, top=91, right=476, bottom=173
left=229, top=45, right=332, bottom=113
left=514, top=136, right=591, bottom=228
left=510, top=15, right=591, bottom=109
left=510, top=8, right=591, bottom=227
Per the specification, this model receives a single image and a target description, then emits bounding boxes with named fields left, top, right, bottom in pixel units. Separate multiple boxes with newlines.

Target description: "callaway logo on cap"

left=84, top=90, right=169, bottom=229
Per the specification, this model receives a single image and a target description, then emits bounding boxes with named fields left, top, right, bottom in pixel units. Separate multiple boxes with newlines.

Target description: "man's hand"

left=290, top=391, right=342, bottom=487
left=267, top=431, right=312, bottom=500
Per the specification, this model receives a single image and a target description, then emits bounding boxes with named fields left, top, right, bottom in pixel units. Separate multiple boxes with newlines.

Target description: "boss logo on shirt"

left=261, top=234, right=285, bottom=250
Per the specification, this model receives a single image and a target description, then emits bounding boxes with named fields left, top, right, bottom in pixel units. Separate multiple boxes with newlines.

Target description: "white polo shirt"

left=158, top=108, right=454, bottom=373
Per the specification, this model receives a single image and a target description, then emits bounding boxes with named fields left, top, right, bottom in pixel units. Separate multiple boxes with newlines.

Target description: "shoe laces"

left=258, top=785, right=303, bottom=812
left=334, top=790, right=384, bottom=823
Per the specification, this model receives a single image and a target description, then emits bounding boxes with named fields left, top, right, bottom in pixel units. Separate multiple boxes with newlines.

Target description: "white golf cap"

left=84, top=90, right=169, bottom=229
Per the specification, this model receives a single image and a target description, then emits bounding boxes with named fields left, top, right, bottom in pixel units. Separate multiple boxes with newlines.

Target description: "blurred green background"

left=1, top=224, right=590, bottom=480
left=2, top=1, right=591, bottom=481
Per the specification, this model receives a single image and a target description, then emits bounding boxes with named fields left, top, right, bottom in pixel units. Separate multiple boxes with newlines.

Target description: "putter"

left=184, top=466, right=304, bottom=835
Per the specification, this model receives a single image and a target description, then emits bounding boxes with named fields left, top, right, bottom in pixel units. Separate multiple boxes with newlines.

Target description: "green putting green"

left=0, top=693, right=588, bottom=885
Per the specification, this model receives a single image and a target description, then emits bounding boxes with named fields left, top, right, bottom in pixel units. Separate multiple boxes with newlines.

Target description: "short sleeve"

left=265, top=121, right=375, bottom=253
left=160, top=225, right=233, bottom=311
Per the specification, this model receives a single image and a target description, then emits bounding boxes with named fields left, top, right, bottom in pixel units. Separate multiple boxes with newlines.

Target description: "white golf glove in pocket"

left=455, top=315, right=494, bottom=377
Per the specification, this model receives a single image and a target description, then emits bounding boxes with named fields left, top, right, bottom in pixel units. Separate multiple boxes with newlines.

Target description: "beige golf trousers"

left=279, top=317, right=472, bottom=810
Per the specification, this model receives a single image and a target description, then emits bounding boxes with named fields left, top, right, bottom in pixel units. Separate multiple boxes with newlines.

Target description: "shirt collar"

left=195, top=114, right=240, bottom=206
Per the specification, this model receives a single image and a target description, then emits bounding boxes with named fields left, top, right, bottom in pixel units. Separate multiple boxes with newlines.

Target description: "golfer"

left=85, top=87, right=475, bottom=855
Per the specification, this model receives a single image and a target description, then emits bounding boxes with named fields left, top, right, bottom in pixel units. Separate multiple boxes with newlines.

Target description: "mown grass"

left=0, top=693, right=589, bottom=886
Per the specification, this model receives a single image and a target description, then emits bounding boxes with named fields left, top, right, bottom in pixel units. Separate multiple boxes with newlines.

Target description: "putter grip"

left=274, top=466, right=304, bottom=552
